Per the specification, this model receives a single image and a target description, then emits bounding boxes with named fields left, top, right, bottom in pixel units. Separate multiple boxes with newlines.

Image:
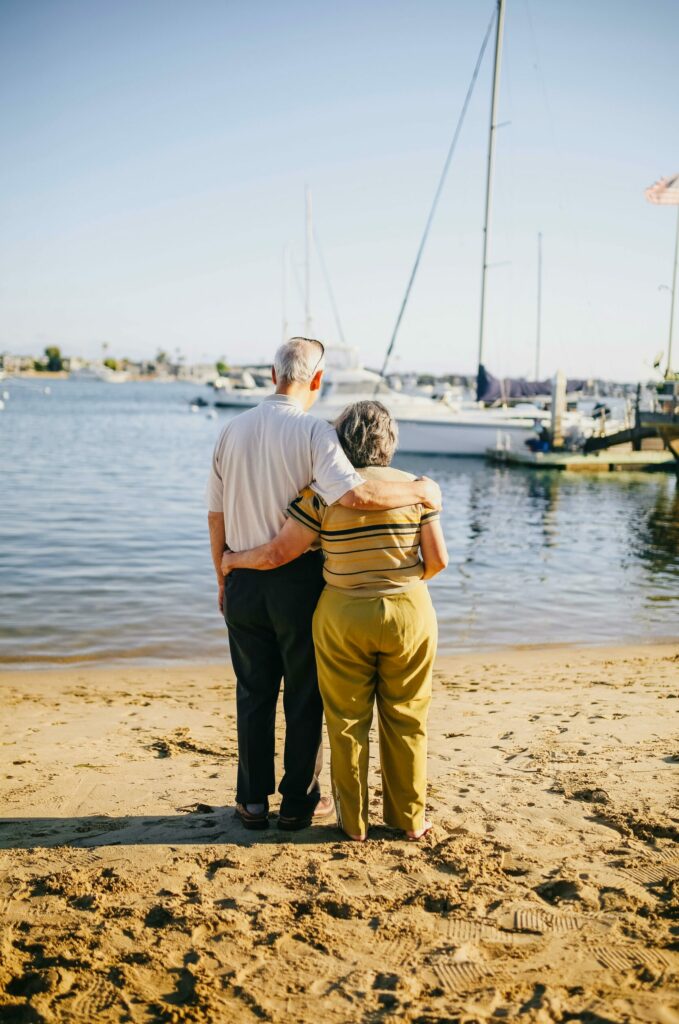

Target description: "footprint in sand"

left=378, top=936, right=421, bottom=967
left=592, top=943, right=671, bottom=976
left=6, top=966, right=76, bottom=1001
left=431, top=960, right=493, bottom=992
left=496, top=905, right=591, bottom=935
left=68, top=975, right=120, bottom=1017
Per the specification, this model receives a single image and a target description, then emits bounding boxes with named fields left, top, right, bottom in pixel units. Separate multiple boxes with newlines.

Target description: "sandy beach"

left=1, top=644, right=678, bottom=1023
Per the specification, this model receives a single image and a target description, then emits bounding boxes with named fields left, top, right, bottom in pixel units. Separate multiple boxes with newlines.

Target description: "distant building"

left=1, top=353, right=37, bottom=372
left=176, top=363, right=219, bottom=383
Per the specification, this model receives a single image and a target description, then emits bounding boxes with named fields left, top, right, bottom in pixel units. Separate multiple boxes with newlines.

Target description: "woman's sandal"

left=406, top=820, right=433, bottom=841
left=313, top=795, right=336, bottom=820
left=278, top=794, right=337, bottom=831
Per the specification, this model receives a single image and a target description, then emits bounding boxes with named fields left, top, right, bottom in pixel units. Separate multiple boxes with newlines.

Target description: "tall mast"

left=666, top=207, right=679, bottom=376
left=281, top=244, right=289, bottom=344
left=305, top=185, right=313, bottom=336
left=476, top=0, right=506, bottom=375
left=535, top=231, right=542, bottom=380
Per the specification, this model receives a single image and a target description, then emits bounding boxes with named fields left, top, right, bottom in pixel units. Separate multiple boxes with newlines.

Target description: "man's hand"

left=208, top=513, right=228, bottom=615
left=416, top=476, right=442, bottom=511
left=221, top=551, right=234, bottom=577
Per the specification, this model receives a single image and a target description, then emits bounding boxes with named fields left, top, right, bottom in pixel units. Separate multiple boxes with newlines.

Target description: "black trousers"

left=224, top=550, right=325, bottom=818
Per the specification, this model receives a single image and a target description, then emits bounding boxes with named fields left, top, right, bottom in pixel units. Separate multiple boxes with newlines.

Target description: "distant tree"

left=103, top=358, right=119, bottom=371
left=156, top=349, right=169, bottom=365
left=44, top=346, right=63, bottom=371
left=216, top=360, right=229, bottom=376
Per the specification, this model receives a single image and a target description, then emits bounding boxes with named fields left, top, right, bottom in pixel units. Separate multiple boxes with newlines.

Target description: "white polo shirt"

left=207, top=395, right=363, bottom=552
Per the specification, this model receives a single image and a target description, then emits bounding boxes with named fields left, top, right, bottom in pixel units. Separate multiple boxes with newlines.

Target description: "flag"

left=645, top=173, right=679, bottom=205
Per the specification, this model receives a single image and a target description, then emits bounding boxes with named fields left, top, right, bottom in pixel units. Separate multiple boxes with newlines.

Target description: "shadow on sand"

left=0, top=807, right=354, bottom=850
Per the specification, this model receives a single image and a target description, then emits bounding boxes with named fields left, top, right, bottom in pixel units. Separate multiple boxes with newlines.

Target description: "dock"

left=486, top=447, right=677, bottom=472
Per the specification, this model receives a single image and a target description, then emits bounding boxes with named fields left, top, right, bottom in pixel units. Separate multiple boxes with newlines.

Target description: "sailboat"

left=315, top=0, right=621, bottom=454
left=219, top=4, right=605, bottom=453
left=310, top=0, right=578, bottom=454
left=295, top=192, right=550, bottom=452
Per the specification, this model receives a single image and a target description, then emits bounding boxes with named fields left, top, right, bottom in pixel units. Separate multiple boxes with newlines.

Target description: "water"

left=1, top=380, right=677, bottom=668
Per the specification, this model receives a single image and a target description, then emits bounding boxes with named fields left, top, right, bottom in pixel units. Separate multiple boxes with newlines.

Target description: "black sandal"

left=234, top=802, right=269, bottom=830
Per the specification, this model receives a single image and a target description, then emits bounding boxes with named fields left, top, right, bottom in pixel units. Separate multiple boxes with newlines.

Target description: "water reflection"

left=396, top=453, right=678, bottom=651
left=525, top=472, right=560, bottom=549
left=629, top=478, right=679, bottom=586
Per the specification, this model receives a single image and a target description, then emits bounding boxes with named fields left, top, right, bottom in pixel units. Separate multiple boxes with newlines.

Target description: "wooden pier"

left=489, top=379, right=679, bottom=472
left=486, top=447, right=677, bottom=472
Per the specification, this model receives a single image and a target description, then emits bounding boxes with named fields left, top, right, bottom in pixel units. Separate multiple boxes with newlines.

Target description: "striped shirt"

left=286, top=466, right=440, bottom=596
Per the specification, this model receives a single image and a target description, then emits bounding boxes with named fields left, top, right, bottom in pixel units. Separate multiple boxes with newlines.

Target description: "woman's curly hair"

left=334, top=400, right=398, bottom=468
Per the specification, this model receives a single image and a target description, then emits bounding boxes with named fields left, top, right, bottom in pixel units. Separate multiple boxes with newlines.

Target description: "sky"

left=1, top=0, right=677, bottom=380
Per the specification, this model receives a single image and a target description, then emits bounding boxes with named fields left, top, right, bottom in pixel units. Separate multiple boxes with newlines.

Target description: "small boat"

left=69, top=364, right=129, bottom=383
left=213, top=369, right=274, bottom=408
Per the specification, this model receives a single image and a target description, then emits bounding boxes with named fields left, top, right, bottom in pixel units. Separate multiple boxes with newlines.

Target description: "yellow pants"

left=312, top=584, right=437, bottom=837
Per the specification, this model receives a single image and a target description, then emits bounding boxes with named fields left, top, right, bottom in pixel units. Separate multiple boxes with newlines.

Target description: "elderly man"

left=207, top=337, right=441, bottom=832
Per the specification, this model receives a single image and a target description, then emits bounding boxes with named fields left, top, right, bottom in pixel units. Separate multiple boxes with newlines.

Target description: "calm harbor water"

left=1, top=379, right=677, bottom=668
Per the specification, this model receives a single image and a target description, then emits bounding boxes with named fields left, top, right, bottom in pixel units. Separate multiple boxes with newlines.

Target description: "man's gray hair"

left=334, top=401, right=398, bottom=468
left=273, top=337, right=325, bottom=384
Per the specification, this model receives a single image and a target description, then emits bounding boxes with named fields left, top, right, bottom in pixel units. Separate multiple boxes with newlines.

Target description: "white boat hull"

left=69, top=368, right=129, bottom=383
left=393, top=416, right=534, bottom=456
left=214, top=389, right=274, bottom=408
left=315, top=389, right=541, bottom=456
left=315, top=404, right=537, bottom=456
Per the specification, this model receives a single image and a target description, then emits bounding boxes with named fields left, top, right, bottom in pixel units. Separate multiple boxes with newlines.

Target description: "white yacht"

left=69, top=364, right=129, bottom=383
left=213, top=369, right=274, bottom=408
left=212, top=345, right=606, bottom=455
left=214, top=5, right=619, bottom=457
left=313, top=348, right=590, bottom=456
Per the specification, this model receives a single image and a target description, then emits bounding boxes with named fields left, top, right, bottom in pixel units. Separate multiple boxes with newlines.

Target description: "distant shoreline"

left=5, top=370, right=190, bottom=382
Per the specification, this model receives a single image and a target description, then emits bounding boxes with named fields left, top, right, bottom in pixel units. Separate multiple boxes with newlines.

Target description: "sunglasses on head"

left=310, top=340, right=325, bottom=377
left=296, top=337, right=324, bottom=377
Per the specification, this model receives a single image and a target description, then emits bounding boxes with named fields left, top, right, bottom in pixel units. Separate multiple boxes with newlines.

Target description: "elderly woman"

left=221, top=401, right=448, bottom=841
